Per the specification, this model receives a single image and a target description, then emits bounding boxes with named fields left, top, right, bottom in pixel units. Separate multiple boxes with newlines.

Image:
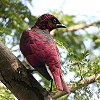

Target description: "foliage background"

left=0, top=0, right=100, bottom=100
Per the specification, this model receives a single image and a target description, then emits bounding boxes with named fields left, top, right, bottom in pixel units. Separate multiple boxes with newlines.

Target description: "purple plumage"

left=20, top=14, right=70, bottom=94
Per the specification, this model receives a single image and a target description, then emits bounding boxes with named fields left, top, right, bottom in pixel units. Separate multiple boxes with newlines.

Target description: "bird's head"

left=34, top=14, right=66, bottom=31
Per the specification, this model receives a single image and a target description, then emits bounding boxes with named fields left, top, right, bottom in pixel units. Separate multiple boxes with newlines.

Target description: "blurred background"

left=0, top=0, right=100, bottom=100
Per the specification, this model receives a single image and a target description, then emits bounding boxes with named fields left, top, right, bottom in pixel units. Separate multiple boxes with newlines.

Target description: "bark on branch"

left=66, top=21, right=100, bottom=32
left=0, top=41, right=52, bottom=100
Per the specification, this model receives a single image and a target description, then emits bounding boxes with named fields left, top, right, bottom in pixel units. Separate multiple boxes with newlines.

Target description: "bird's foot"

left=49, top=88, right=52, bottom=94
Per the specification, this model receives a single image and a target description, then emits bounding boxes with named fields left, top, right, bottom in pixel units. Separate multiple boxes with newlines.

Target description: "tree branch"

left=66, top=21, right=100, bottom=32
left=51, top=73, right=100, bottom=99
left=51, top=21, right=100, bottom=36
left=0, top=41, right=52, bottom=100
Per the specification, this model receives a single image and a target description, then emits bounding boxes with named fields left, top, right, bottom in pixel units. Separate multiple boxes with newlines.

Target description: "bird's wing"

left=20, top=30, right=52, bottom=81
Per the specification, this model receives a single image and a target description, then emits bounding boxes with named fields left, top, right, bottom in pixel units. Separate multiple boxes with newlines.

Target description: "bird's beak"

left=56, top=24, right=66, bottom=28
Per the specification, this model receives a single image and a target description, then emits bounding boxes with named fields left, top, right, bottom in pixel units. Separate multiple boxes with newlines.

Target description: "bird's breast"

left=20, top=29, right=59, bottom=64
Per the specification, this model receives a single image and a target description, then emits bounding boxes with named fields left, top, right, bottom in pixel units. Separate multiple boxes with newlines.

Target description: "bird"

left=20, top=14, right=70, bottom=94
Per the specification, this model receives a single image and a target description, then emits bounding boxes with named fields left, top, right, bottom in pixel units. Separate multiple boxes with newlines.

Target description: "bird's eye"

left=53, top=19, right=57, bottom=24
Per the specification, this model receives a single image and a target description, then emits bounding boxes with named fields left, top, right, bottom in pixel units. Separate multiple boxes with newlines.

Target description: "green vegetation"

left=0, top=0, right=100, bottom=100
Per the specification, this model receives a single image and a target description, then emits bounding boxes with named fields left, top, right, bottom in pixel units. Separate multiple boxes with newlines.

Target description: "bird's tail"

left=60, top=75, right=71, bottom=94
left=52, top=72, right=70, bottom=94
